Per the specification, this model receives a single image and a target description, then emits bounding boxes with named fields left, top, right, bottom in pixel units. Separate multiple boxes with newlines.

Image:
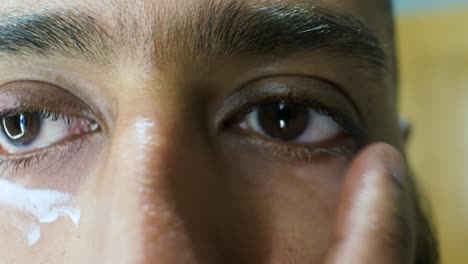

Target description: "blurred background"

left=394, top=0, right=468, bottom=263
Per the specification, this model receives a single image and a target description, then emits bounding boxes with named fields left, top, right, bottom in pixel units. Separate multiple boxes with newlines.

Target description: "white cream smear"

left=0, top=178, right=80, bottom=246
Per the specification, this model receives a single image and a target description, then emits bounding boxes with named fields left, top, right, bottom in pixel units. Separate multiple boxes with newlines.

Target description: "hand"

left=325, top=143, right=414, bottom=264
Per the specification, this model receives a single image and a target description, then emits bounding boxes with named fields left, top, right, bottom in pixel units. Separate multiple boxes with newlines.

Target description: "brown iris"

left=257, top=102, right=309, bottom=141
left=1, top=113, right=41, bottom=146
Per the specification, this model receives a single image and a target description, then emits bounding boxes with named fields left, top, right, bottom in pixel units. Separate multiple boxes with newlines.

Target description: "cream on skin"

left=0, top=178, right=80, bottom=245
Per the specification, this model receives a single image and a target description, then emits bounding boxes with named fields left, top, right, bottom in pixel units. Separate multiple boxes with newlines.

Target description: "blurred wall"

left=395, top=0, right=468, bottom=14
left=396, top=7, right=468, bottom=264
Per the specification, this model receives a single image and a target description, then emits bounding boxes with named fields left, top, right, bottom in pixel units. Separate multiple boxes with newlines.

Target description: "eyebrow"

left=0, top=3, right=387, bottom=70
left=0, top=10, right=111, bottom=62
left=191, top=2, right=387, bottom=69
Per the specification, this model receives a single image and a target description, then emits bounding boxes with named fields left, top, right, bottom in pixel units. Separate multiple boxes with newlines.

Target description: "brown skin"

left=0, top=0, right=419, bottom=263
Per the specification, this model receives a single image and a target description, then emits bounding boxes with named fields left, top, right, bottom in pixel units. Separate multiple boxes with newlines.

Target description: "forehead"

left=0, top=0, right=395, bottom=82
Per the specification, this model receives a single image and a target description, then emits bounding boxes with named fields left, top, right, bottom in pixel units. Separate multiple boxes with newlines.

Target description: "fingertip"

left=325, top=143, right=412, bottom=264
left=347, top=143, right=406, bottom=187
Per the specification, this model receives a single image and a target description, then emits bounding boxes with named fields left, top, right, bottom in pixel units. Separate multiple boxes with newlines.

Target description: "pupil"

left=1, top=113, right=41, bottom=146
left=257, top=102, right=309, bottom=140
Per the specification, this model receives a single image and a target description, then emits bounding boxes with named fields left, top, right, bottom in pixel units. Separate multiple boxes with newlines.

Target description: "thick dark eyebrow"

left=0, top=10, right=110, bottom=62
left=191, top=2, right=387, bottom=69
left=0, top=3, right=387, bottom=71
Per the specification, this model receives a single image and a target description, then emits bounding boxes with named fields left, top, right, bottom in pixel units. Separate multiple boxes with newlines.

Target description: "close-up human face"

left=0, top=0, right=420, bottom=263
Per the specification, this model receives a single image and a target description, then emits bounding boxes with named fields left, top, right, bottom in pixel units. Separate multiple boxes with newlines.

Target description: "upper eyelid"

left=216, top=76, right=360, bottom=124
left=226, top=73, right=365, bottom=120
left=0, top=81, right=101, bottom=124
left=0, top=63, right=117, bottom=129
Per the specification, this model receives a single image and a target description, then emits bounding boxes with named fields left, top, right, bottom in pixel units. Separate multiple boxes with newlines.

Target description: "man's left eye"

left=239, top=101, right=343, bottom=144
left=0, top=111, right=98, bottom=155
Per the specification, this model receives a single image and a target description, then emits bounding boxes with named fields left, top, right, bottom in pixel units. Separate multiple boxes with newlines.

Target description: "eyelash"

left=0, top=106, right=71, bottom=121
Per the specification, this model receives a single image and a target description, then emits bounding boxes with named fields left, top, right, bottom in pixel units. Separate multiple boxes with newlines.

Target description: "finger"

left=325, top=143, right=414, bottom=264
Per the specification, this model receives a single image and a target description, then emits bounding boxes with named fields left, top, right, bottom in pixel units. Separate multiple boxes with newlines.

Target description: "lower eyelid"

left=233, top=129, right=358, bottom=163
left=0, top=139, right=80, bottom=177
left=0, top=129, right=97, bottom=179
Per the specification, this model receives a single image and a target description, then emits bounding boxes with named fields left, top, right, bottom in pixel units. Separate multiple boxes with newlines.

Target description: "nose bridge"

left=133, top=118, right=201, bottom=264
left=102, top=98, right=224, bottom=264
left=96, top=117, right=155, bottom=264
left=139, top=119, right=209, bottom=263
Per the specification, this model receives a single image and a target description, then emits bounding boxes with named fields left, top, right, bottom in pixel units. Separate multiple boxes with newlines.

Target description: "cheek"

left=222, top=147, right=348, bottom=263
left=0, top=134, right=106, bottom=263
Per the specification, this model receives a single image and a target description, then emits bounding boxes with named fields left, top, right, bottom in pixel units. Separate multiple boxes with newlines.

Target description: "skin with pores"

left=0, top=0, right=437, bottom=264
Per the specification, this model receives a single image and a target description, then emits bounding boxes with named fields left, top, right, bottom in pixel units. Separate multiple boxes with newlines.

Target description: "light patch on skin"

left=134, top=117, right=160, bottom=192
left=135, top=118, right=157, bottom=148
left=0, top=178, right=80, bottom=246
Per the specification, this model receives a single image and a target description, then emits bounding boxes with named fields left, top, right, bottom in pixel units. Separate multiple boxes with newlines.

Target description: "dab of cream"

left=0, top=178, right=80, bottom=246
